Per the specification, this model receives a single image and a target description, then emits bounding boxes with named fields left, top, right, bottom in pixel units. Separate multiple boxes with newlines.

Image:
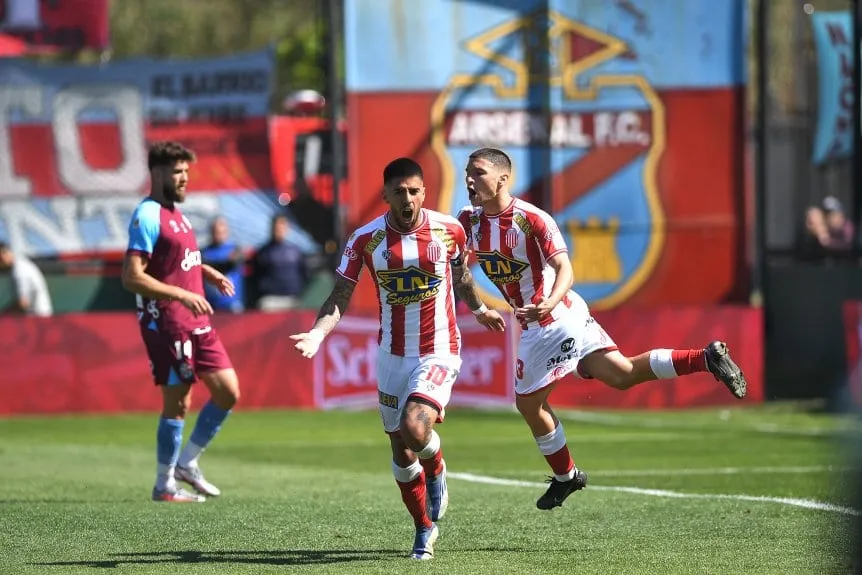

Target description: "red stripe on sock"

left=671, top=349, right=707, bottom=375
left=396, top=475, right=432, bottom=528
left=544, top=446, right=574, bottom=476
left=419, top=449, right=444, bottom=479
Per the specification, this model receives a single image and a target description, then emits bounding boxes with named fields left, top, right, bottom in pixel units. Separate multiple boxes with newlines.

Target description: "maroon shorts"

left=140, top=325, right=233, bottom=386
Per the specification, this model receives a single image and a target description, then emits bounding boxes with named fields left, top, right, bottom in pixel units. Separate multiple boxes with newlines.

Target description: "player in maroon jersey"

left=291, top=158, right=505, bottom=560
left=459, top=147, right=747, bottom=511
left=122, top=142, right=239, bottom=503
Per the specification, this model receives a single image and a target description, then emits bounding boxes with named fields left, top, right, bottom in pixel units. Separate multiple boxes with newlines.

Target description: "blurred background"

left=0, top=0, right=860, bottom=421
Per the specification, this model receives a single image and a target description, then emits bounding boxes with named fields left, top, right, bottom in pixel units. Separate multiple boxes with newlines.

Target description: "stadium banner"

left=0, top=49, right=298, bottom=258
left=810, top=11, right=857, bottom=165
left=344, top=0, right=748, bottom=312
left=313, top=315, right=516, bottom=410
left=0, top=0, right=110, bottom=54
left=0, top=307, right=762, bottom=415
left=841, top=301, right=862, bottom=406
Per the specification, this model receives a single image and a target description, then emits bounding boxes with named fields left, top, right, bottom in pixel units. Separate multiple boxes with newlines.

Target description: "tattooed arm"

left=310, top=275, right=357, bottom=335
left=451, top=258, right=506, bottom=332
left=451, top=258, right=483, bottom=312
left=290, top=275, right=357, bottom=358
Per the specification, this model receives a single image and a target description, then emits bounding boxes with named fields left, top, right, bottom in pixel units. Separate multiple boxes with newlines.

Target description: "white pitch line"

left=590, top=465, right=851, bottom=477
left=558, top=409, right=857, bottom=436
left=449, top=472, right=861, bottom=517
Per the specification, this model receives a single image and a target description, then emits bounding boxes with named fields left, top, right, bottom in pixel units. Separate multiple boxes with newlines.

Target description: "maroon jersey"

left=126, top=198, right=207, bottom=332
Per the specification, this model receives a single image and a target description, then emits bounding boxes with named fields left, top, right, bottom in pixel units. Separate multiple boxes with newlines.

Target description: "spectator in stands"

left=201, top=216, right=245, bottom=313
left=798, top=206, right=829, bottom=259
left=251, top=214, right=308, bottom=311
left=0, top=242, right=53, bottom=316
left=822, top=196, right=855, bottom=251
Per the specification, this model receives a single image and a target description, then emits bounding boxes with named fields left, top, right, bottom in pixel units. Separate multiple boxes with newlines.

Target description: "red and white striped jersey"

left=337, top=209, right=466, bottom=357
left=458, top=197, right=575, bottom=330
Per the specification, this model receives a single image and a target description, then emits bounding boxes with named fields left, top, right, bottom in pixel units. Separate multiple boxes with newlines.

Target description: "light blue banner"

left=345, top=0, right=746, bottom=92
left=811, top=11, right=856, bottom=165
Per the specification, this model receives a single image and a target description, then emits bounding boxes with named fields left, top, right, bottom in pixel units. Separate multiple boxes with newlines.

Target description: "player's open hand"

left=178, top=291, right=214, bottom=317
left=514, top=298, right=554, bottom=322
left=476, top=308, right=506, bottom=332
left=214, top=276, right=235, bottom=297
left=290, top=329, right=326, bottom=359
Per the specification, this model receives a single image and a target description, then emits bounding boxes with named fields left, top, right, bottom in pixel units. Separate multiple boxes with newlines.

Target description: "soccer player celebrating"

left=122, top=142, right=240, bottom=503
left=291, top=158, right=505, bottom=560
left=458, top=147, right=747, bottom=511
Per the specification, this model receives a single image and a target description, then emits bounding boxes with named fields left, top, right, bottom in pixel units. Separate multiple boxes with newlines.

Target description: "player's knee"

left=161, top=396, right=190, bottom=419
left=399, top=402, right=434, bottom=449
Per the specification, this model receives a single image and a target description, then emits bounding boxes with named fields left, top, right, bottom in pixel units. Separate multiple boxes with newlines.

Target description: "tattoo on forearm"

left=452, top=262, right=483, bottom=311
left=313, top=278, right=355, bottom=335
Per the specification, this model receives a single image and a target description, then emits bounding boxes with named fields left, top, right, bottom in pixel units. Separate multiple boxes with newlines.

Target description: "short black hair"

left=383, top=157, right=423, bottom=185
left=469, top=147, right=512, bottom=172
left=148, top=141, right=196, bottom=171
left=0, top=242, right=8, bottom=252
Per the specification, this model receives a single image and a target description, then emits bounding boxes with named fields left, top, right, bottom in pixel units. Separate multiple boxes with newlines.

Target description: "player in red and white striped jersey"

left=291, top=158, right=504, bottom=560
left=459, top=148, right=747, bottom=511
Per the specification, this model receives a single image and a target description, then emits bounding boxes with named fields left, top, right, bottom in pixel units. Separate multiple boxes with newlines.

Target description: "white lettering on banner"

left=53, top=84, right=147, bottom=195
left=0, top=194, right=222, bottom=256
left=0, top=84, right=147, bottom=199
left=0, top=87, right=43, bottom=198
left=446, top=110, right=650, bottom=148
left=325, top=335, right=377, bottom=387
left=0, top=197, right=82, bottom=251
left=1, top=0, right=40, bottom=28
left=459, top=347, right=504, bottom=387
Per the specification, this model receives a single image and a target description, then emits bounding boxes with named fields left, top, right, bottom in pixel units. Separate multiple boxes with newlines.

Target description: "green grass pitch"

left=0, top=403, right=859, bottom=574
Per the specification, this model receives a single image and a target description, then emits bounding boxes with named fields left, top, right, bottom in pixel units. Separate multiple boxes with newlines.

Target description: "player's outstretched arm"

left=451, top=259, right=506, bottom=332
left=290, top=275, right=357, bottom=358
left=121, top=253, right=213, bottom=316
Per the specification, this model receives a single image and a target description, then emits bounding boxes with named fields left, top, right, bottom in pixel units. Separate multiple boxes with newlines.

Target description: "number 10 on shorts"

left=424, top=364, right=452, bottom=386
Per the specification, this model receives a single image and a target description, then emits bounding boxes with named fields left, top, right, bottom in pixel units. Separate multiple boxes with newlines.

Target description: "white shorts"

left=376, top=349, right=462, bottom=433
left=515, top=304, right=617, bottom=396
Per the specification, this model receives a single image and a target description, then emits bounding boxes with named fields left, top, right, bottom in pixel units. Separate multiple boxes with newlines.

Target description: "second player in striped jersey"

left=291, top=158, right=504, bottom=560
left=459, top=147, right=748, bottom=512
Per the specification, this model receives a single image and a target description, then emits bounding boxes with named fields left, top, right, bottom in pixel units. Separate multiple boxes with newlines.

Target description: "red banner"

left=0, top=0, right=109, bottom=53
left=842, top=301, right=862, bottom=407
left=0, top=306, right=762, bottom=415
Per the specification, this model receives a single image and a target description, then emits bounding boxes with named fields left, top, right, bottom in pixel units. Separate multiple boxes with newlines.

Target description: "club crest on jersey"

left=505, top=228, right=519, bottom=249
left=475, top=251, right=528, bottom=284
left=382, top=249, right=392, bottom=260
left=376, top=266, right=444, bottom=305
left=365, top=230, right=386, bottom=254
left=430, top=9, right=666, bottom=309
left=426, top=242, right=442, bottom=261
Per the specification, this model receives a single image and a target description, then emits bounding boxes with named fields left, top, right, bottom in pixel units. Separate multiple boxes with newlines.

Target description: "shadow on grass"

left=34, top=549, right=406, bottom=568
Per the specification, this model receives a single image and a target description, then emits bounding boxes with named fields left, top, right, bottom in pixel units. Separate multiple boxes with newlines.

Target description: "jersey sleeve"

left=456, top=207, right=474, bottom=251
left=448, top=220, right=467, bottom=265
left=335, top=231, right=366, bottom=283
left=127, top=203, right=161, bottom=257
left=532, top=209, right=567, bottom=260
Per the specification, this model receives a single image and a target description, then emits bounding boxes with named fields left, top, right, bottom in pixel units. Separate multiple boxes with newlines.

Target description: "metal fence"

left=760, top=0, right=855, bottom=254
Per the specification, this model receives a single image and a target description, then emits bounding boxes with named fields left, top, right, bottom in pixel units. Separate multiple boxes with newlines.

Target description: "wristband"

left=472, top=303, right=489, bottom=316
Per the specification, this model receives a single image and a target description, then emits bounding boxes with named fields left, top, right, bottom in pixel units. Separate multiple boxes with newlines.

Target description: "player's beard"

left=164, top=180, right=186, bottom=203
